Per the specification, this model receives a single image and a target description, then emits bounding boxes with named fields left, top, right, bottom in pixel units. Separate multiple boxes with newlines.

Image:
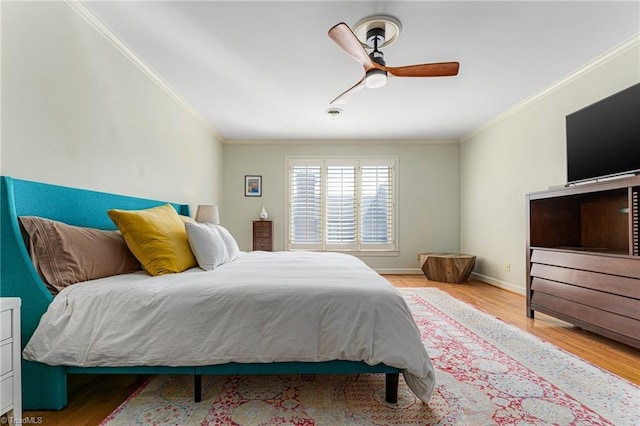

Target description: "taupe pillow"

left=19, top=216, right=141, bottom=294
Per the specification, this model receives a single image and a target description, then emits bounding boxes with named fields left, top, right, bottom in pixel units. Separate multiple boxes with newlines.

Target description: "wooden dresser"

left=526, top=176, right=640, bottom=348
left=1, top=298, right=22, bottom=424
left=253, top=220, right=273, bottom=251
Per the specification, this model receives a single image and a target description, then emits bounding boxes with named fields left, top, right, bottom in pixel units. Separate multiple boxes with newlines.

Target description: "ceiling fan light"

left=365, top=69, right=387, bottom=89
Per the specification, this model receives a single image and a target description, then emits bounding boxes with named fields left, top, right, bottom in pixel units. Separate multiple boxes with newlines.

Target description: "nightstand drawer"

left=0, top=376, right=12, bottom=412
left=0, top=310, right=11, bottom=341
left=0, top=298, right=20, bottom=420
left=0, top=342, right=12, bottom=376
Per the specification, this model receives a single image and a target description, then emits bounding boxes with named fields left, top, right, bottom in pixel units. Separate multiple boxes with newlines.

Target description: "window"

left=287, top=157, right=396, bottom=252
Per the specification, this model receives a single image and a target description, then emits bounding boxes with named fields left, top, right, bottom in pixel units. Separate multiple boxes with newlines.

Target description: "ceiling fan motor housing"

left=369, top=51, right=386, bottom=66
left=366, top=27, right=387, bottom=67
left=366, top=26, right=387, bottom=88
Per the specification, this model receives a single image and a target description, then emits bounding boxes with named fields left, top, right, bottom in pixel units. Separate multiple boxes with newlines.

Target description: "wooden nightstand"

left=1, top=298, right=22, bottom=424
left=253, top=220, right=273, bottom=251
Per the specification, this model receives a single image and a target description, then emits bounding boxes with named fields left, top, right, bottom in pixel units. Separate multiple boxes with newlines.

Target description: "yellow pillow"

left=179, top=215, right=196, bottom=224
left=108, top=204, right=196, bottom=276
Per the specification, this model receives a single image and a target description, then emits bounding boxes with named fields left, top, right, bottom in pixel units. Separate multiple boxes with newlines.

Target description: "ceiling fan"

left=328, top=15, right=460, bottom=105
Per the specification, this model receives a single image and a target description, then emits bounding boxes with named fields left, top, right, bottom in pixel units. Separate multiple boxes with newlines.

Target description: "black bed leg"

left=194, top=374, right=202, bottom=403
left=385, top=373, right=399, bottom=403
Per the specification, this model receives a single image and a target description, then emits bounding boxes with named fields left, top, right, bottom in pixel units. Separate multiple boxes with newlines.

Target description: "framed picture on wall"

left=245, top=175, right=262, bottom=197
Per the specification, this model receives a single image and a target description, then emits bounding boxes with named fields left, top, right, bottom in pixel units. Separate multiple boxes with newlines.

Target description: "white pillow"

left=214, top=225, right=240, bottom=261
left=185, top=222, right=229, bottom=271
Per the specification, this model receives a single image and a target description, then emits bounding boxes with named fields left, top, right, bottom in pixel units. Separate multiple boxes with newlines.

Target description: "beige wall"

left=223, top=141, right=460, bottom=272
left=4, top=2, right=636, bottom=285
left=460, top=38, right=640, bottom=293
left=1, top=2, right=223, bottom=210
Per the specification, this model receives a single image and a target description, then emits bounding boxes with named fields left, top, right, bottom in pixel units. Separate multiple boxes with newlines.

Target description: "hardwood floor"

left=391, top=275, right=640, bottom=385
left=22, top=275, right=640, bottom=425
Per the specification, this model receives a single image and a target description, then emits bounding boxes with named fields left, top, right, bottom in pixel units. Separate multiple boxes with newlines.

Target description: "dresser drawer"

left=0, top=310, right=11, bottom=341
left=0, top=342, right=11, bottom=376
left=530, top=249, right=640, bottom=279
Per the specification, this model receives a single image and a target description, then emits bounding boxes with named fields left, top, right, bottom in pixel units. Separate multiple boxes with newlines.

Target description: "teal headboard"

left=0, top=176, right=190, bottom=409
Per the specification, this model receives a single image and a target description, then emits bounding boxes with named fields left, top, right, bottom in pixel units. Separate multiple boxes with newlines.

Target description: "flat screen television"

left=566, top=82, right=640, bottom=184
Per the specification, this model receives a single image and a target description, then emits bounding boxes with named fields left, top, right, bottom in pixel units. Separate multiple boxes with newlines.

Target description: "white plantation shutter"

left=287, top=157, right=396, bottom=252
left=360, top=161, right=394, bottom=250
left=289, top=162, right=322, bottom=249
left=325, top=163, right=357, bottom=250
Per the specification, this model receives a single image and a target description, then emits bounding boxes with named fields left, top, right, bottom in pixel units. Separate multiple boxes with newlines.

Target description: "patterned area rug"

left=101, top=288, right=639, bottom=425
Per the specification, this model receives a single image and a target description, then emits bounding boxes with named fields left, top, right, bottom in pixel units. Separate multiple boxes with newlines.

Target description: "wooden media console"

left=526, top=176, right=640, bottom=348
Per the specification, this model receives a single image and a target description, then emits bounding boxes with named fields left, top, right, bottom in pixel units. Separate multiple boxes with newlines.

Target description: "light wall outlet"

left=505, top=263, right=511, bottom=272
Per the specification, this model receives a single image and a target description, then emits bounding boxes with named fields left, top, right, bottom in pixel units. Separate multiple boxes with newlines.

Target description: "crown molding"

left=65, top=0, right=225, bottom=143
left=223, top=138, right=459, bottom=145
left=461, top=33, right=640, bottom=143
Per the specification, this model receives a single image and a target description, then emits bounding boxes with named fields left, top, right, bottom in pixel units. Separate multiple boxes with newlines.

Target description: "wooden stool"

left=419, top=253, right=476, bottom=283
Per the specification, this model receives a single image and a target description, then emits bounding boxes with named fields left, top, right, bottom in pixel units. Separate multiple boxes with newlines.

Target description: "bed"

left=0, top=176, right=435, bottom=410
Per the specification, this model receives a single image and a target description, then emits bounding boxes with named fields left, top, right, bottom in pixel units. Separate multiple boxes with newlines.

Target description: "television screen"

left=566, top=83, right=640, bottom=184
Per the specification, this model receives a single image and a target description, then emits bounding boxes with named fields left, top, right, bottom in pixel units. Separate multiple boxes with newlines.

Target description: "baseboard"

left=471, top=272, right=525, bottom=295
left=376, top=268, right=423, bottom=275
left=377, top=269, right=526, bottom=295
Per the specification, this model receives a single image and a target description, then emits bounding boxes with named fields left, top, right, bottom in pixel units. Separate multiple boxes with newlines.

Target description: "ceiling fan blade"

left=330, top=77, right=366, bottom=105
left=383, top=62, right=460, bottom=78
left=328, top=23, right=375, bottom=71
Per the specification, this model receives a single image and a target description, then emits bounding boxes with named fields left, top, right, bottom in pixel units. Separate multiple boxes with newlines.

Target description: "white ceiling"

left=84, top=1, right=639, bottom=141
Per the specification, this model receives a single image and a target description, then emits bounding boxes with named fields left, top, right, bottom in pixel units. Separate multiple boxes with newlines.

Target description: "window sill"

left=289, top=249, right=399, bottom=257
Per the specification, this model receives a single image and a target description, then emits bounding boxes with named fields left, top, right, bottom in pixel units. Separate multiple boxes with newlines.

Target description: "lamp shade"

left=195, top=205, right=220, bottom=224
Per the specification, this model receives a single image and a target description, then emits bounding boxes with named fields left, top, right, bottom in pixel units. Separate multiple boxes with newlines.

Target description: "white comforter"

left=23, top=251, right=435, bottom=401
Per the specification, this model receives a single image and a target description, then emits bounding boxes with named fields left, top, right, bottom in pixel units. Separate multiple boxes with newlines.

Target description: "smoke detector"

left=325, top=107, right=343, bottom=119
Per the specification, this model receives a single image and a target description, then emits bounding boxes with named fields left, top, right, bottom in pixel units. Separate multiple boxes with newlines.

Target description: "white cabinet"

left=0, top=298, right=21, bottom=424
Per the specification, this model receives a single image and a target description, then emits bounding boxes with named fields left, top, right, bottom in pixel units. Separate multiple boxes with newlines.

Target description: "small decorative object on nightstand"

left=253, top=220, right=273, bottom=251
left=259, top=206, right=268, bottom=220
left=1, top=298, right=22, bottom=424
